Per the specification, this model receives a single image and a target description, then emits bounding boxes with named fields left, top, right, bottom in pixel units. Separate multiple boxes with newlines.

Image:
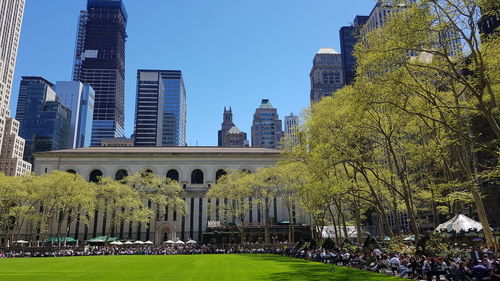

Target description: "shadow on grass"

left=244, top=255, right=404, bottom=281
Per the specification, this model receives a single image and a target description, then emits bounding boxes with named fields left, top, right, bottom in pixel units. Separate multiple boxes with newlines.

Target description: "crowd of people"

left=1, top=244, right=499, bottom=280
left=284, top=246, right=500, bottom=281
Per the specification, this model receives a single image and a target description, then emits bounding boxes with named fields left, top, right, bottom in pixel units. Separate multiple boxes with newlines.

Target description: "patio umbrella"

left=124, top=241, right=133, bottom=245
left=134, top=240, right=144, bottom=245
left=15, top=240, right=28, bottom=244
left=403, top=235, right=415, bottom=241
left=164, top=240, right=175, bottom=244
left=175, top=240, right=185, bottom=244
left=86, top=236, right=118, bottom=243
left=186, top=240, right=197, bottom=244
left=144, top=241, right=153, bottom=245
left=110, top=241, right=123, bottom=245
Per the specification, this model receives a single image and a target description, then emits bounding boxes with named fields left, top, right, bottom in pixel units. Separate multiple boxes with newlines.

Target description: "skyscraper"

left=309, top=48, right=344, bottom=103
left=251, top=99, right=283, bottom=149
left=54, top=81, right=95, bottom=148
left=134, top=70, right=187, bottom=147
left=0, top=0, right=31, bottom=176
left=284, top=113, right=299, bottom=147
left=16, top=77, right=72, bottom=164
left=360, top=0, right=415, bottom=38
left=340, top=16, right=369, bottom=85
left=218, top=107, right=248, bottom=147
left=72, top=0, right=128, bottom=146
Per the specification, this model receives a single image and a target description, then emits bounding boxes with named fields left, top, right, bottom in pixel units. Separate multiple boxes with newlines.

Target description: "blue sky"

left=12, top=0, right=375, bottom=146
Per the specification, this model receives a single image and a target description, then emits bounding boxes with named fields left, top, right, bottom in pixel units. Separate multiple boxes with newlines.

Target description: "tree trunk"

left=327, top=205, right=339, bottom=244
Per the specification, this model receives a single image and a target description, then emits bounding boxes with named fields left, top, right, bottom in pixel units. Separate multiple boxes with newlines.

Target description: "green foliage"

left=0, top=169, right=187, bottom=244
left=322, top=238, right=335, bottom=249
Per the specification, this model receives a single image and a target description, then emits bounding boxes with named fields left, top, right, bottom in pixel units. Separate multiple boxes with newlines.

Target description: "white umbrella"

left=124, top=241, right=133, bottom=245
left=186, top=240, right=197, bottom=244
left=435, top=214, right=486, bottom=233
left=16, top=240, right=28, bottom=244
left=134, top=240, right=144, bottom=245
left=110, top=241, right=123, bottom=245
left=175, top=240, right=185, bottom=244
left=163, top=240, right=175, bottom=244
left=403, top=235, right=415, bottom=241
left=144, top=241, right=153, bottom=245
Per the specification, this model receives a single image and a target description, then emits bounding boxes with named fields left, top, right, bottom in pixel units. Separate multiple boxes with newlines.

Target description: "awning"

left=43, top=237, right=77, bottom=243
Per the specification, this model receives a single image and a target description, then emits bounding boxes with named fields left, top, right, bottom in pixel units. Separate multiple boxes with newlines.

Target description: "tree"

left=354, top=0, right=499, bottom=248
left=42, top=171, right=95, bottom=246
left=206, top=170, right=253, bottom=243
left=122, top=169, right=186, bottom=226
left=96, top=178, right=151, bottom=244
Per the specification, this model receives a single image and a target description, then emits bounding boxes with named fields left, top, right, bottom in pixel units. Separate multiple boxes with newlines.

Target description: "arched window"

left=66, top=169, right=77, bottom=174
left=191, top=169, right=204, bottom=184
left=215, top=169, right=227, bottom=183
left=167, top=169, right=179, bottom=182
left=115, top=169, right=128, bottom=181
left=89, top=169, right=103, bottom=183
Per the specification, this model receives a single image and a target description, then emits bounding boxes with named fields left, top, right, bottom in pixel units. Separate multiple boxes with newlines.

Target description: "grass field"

left=0, top=254, right=406, bottom=281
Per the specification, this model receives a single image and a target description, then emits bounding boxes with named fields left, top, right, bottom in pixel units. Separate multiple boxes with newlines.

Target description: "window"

left=215, top=169, right=227, bottom=183
left=115, top=169, right=128, bottom=181
left=191, top=169, right=204, bottom=184
left=66, top=169, right=77, bottom=174
left=167, top=169, right=179, bottom=182
left=89, top=169, right=103, bottom=183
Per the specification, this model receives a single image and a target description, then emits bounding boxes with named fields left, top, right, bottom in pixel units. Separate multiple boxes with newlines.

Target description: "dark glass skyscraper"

left=72, top=0, right=127, bottom=146
left=16, top=77, right=71, bottom=164
left=134, top=70, right=187, bottom=147
left=340, top=15, right=369, bottom=85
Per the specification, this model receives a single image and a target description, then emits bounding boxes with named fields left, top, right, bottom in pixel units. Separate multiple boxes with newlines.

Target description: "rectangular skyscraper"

left=284, top=113, right=299, bottom=147
left=54, top=81, right=95, bottom=148
left=310, top=48, right=344, bottom=103
left=134, top=70, right=187, bottom=147
left=251, top=99, right=283, bottom=149
left=0, top=0, right=32, bottom=176
left=72, top=0, right=127, bottom=146
left=340, top=16, right=369, bottom=85
left=16, top=77, right=72, bottom=164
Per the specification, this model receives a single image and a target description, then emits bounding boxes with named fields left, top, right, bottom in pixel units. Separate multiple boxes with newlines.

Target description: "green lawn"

left=0, top=254, right=406, bottom=281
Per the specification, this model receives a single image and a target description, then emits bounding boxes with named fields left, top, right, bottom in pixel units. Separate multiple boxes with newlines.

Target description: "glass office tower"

left=16, top=77, right=71, bottom=164
left=54, top=81, right=95, bottom=148
left=72, top=0, right=127, bottom=146
left=134, top=70, right=186, bottom=147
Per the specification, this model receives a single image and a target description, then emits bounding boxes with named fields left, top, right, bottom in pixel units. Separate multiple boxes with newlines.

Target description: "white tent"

left=110, top=241, right=123, bottom=245
left=163, top=240, right=175, bottom=244
left=144, top=241, right=153, bottom=245
left=134, top=240, right=145, bottom=245
left=175, top=240, right=185, bottom=244
left=435, top=214, right=485, bottom=233
left=186, top=240, right=197, bottom=244
left=15, top=240, right=28, bottom=244
left=124, top=241, right=133, bottom=245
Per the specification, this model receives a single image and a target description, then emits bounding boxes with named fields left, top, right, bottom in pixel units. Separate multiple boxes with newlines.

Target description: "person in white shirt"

left=389, top=255, right=401, bottom=276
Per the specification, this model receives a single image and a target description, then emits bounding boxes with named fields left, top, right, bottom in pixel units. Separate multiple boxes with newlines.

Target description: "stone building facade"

left=32, top=147, right=309, bottom=244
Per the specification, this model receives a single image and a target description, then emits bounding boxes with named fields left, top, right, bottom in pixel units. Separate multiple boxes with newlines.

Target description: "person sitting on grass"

left=389, top=255, right=401, bottom=276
